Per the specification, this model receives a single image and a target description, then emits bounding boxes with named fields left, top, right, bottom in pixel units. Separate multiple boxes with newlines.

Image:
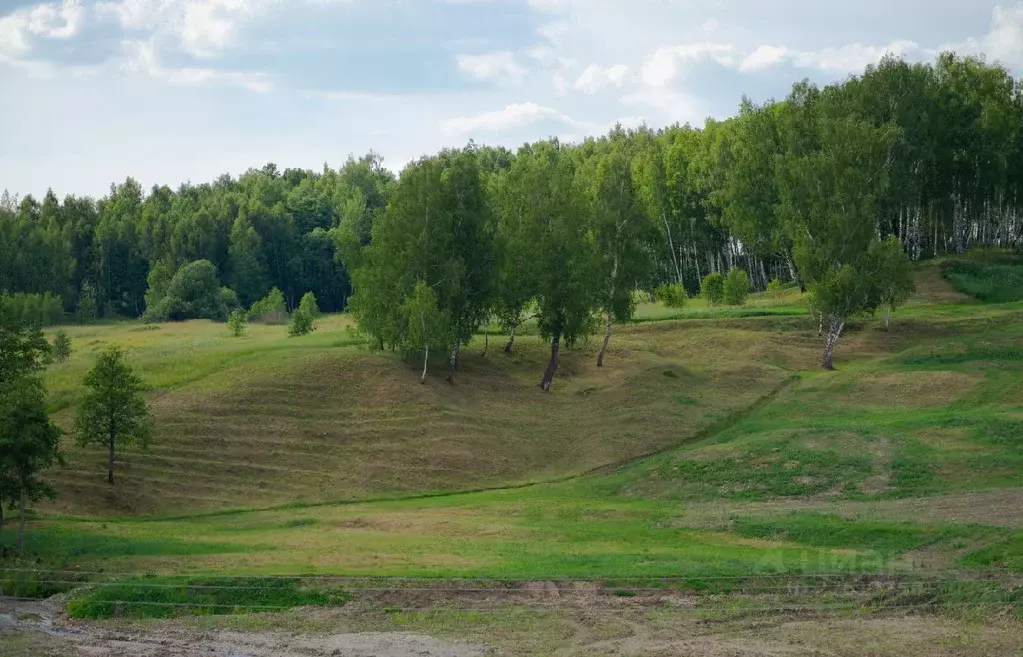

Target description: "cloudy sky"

left=1, top=0, right=1022, bottom=198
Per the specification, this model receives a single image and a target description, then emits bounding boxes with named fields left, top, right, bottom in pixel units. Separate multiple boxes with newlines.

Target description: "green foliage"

left=144, top=260, right=228, bottom=322
left=0, top=293, right=64, bottom=327
left=76, top=281, right=98, bottom=322
left=51, top=330, right=72, bottom=362
left=66, top=577, right=351, bottom=619
left=249, top=287, right=287, bottom=323
left=288, top=308, right=315, bottom=337
left=653, top=283, right=687, bottom=308
left=766, top=278, right=784, bottom=295
left=227, top=309, right=247, bottom=337
left=73, top=345, right=152, bottom=484
left=700, top=272, right=724, bottom=305
left=219, top=287, right=239, bottom=313
left=348, top=147, right=496, bottom=357
left=298, top=291, right=319, bottom=318
left=723, top=268, right=751, bottom=306
left=941, top=259, right=1023, bottom=302
left=960, top=533, right=1023, bottom=572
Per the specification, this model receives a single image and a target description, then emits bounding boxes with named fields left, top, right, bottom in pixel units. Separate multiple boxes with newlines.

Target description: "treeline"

left=2, top=53, right=1022, bottom=377
left=0, top=155, right=395, bottom=320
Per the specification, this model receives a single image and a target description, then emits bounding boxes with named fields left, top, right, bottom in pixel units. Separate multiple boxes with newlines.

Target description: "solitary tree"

left=227, top=309, right=247, bottom=337
left=298, top=291, right=319, bottom=318
left=701, top=272, right=725, bottom=305
left=51, top=330, right=72, bottom=362
left=74, top=346, right=152, bottom=484
left=870, top=236, right=916, bottom=330
left=0, top=376, right=62, bottom=555
left=723, top=268, right=751, bottom=306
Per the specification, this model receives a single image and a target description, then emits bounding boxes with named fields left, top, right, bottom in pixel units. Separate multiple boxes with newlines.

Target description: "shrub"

left=723, top=268, right=751, bottom=306
left=250, top=288, right=287, bottom=324
left=700, top=272, right=725, bottom=306
left=77, top=281, right=98, bottom=322
left=219, top=287, right=240, bottom=313
left=52, top=329, right=72, bottom=362
left=227, top=309, right=247, bottom=337
left=654, top=283, right=687, bottom=309
left=767, top=278, right=783, bottom=295
left=288, top=308, right=315, bottom=337
left=144, top=260, right=228, bottom=322
left=298, top=291, right=319, bottom=318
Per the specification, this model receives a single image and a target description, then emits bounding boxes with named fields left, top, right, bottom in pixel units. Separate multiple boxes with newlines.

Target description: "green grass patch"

left=941, top=259, right=1023, bottom=303
left=0, top=526, right=263, bottom=558
left=959, top=532, right=1023, bottom=572
left=900, top=344, right=1023, bottom=366
left=66, top=577, right=351, bottom=619
left=732, top=512, right=975, bottom=556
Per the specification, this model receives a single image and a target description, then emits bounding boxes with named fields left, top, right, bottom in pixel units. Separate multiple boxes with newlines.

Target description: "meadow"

left=2, top=256, right=1022, bottom=655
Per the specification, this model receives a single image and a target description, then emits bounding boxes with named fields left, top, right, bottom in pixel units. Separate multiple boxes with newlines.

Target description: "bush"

left=288, top=308, right=315, bottom=337
left=298, top=291, right=319, bottom=318
left=654, top=283, right=687, bottom=309
left=767, top=279, right=784, bottom=295
left=700, top=272, right=725, bottom=306
left=144, top=260, right=228, bottom=322
left=52, top=329, right=72, bottom=362
left=219, top=287, right=240, bottom=313
left=250, top=288, right=287, bottom=324
left=723, top=268, right=751, bottom=306
left=227, top=309, right=247, bottom=337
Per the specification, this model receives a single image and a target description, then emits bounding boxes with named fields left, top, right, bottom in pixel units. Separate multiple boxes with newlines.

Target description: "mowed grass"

left=12, top=255, right=1023, bottom=595
left=43, top=309, right=794, bottom=515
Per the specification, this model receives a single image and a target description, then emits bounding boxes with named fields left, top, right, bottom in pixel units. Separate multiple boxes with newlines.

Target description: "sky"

left=1, top=0, right=1022, bottom=199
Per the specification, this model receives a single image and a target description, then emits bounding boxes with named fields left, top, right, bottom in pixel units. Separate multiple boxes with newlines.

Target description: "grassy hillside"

left=4, top=255, right=1016, bottom=598
left=42, top=307, right=797, bottom=514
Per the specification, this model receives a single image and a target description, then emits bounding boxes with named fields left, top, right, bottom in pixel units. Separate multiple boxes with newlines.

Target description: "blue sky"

left=1, top=0, right=1021, bottom=198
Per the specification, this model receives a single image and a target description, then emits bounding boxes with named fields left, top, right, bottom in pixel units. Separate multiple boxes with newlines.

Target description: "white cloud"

left=0, top=0, right=85, bottom=68
left=740, top=45, right=791, bottom=72
left=621, top=87, right=709, bottom=126
left=26, top=0, right=84, bottom=39
left=947, top=2, right=1023, bottom=68
left=641, top=42, right=735, bottom=87
left=456, top=51, right=526, bottom=83
left=97, top=0, right=271, bottom=58
left=442, top=101, right=567, bottom=136
left=574, top=63, right=628, bottom=93
left=122, top=38, right=272, bottom=92
left=740, top=40, right=921, bottom=74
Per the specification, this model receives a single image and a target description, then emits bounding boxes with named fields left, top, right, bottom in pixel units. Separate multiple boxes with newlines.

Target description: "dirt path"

left=0, top=598, right=490, bottom=657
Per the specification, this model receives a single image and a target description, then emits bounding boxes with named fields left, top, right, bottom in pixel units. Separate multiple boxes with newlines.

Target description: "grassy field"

left=1, top=254, right=1022, bottom=654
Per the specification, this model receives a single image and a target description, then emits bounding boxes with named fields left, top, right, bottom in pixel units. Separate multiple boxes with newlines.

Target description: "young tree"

left=74, top=346, right=152, bottom=485
left=701, top=272, right=725, bottom=305
left=51, top=329, right=72, bottom=362
left=227, top=309, right=247, bottom=337
left=250, top=287, right=287, bottom=323
left=298, top=291, right=319, bottom=318
left=723, top=268, right=751, bottom=306
left=288, top=307, right=315, bottom=336
left=870, top=236, right=916, bottom=330
left=402, top=281, right=445, bottom=383
left=590, top=142, right=654, bottom=367
left=0, top=376, right=62, bottom=555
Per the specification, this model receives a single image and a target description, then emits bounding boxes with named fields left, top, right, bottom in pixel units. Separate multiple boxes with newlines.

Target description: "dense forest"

left=2, top=53, right=1022, bottom=380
